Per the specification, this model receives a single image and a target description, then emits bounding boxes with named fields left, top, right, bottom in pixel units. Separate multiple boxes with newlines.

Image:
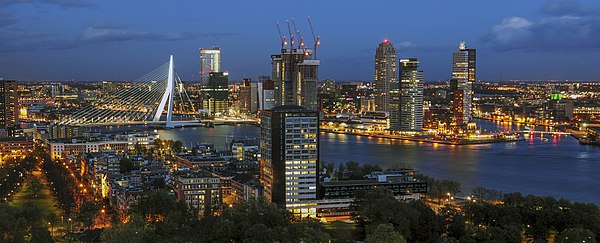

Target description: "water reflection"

left=154, top=120, right=600, bottom=204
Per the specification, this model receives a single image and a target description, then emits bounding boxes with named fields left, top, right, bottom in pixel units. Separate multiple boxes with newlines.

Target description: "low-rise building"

left=171, top=170, right=222, bottom=215
left=317, top=170, right=427, bottom=220
left=47, top=138, right=128, bottom=159
left=0, top=137, right=33, bottom=159
left=115, top=133, right=159, bottom=148
left=230, top=178, right=263, bottom=205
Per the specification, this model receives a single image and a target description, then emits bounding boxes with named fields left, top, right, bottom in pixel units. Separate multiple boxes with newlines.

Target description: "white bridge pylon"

left=153, top=55, right=175, bottom=127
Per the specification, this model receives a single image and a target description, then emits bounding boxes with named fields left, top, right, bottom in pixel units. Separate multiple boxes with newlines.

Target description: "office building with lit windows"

left=0, top=80, right=19, bottom=136
left=199, top=47, right=221, bottom=85
left=398, top=58, right=424, bottom=131
left=374, top=40, right=397, bottom=113
left=260, top=105, right=319, bottom=218
left=451, top=41, right=476, bottom=124
left=201, top=72, right=229, bottom=117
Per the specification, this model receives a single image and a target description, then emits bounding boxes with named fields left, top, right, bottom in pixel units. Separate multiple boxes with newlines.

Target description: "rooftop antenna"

left=459, top=41, right=466, bottom=50
left=307, top=16, right=320, bottom=59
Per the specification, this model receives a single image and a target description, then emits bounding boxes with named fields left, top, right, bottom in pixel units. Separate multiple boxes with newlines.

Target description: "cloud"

left=483, top=1, right=600, bottom=51
left=0, top=0, right=95, bottom=8
left=80, top=25, right=234, bottom=43
left=540, top=0, right=599, bottom=17
left=397, top=41, right=417, bottom=49
left=0, top=24, right=237, bottom=53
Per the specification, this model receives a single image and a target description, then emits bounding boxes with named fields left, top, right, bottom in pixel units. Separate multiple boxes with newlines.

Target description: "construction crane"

left=275, top=21, right=287, bottom=49
left=286, top=20, right=294, bottom=49
left=291, top=18, right=306, bottom=52
left=307, top=16, right=320, bottom=60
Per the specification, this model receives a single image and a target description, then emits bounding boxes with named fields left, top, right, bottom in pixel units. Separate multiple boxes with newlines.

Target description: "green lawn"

left=11, top=170, right=61, bottom=217
left=323, top=220, right=357, bottom=242
left=10, top=169, right=64, bottom=240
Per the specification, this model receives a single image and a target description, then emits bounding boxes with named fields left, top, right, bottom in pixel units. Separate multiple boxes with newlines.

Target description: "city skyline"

left=2, top=0, right=600, bottom=81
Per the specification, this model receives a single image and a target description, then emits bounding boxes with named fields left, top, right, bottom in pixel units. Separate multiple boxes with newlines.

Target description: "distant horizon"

left=10, top=78, right=600, bottom=83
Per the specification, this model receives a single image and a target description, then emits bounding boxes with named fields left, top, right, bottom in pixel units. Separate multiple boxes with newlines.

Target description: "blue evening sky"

left=1, top=0, right=599, bottom=81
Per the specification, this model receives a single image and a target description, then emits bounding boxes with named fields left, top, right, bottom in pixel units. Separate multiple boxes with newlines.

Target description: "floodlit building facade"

left=260, top=105, right=319, bottom=218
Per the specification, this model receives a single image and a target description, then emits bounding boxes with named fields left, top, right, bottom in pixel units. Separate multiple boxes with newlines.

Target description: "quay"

left=320, top=128, right=525, bottom=146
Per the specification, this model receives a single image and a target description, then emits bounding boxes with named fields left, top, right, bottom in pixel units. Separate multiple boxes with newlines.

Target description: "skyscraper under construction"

left=271, top=49, right=319, bottom=111
left=271, top=19, right=320, bottom=111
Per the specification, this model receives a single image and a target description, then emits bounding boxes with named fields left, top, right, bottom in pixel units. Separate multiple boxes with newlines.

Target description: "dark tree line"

left=351, top=187, right=442, bottom=242
left=415, top=174, right=462, bottom=203
left=322, top=161, right=383, bottom=180
left=41, top=158, right=76, bottom=216
left=350, top=187, right=600, bottom=242
left=0, top=203, right=54, bottom=242
left=461, top=192, right=600, bottom=242
left=101, top=191, right=330, bottom=242
left=0, top=155, right=37, bottom=201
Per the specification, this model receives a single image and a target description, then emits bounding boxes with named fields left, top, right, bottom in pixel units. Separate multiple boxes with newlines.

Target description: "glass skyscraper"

left=374, top=40, right=397, bottom=113
left=451, top=41, right=476, bottom=124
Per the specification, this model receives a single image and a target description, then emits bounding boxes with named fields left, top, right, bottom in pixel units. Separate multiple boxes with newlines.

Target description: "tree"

left=18, top=202, right=42, bottom=226
left=30, top=225, right=53, bottom=243
left=283, top=220, right=330, bottom=243
left=101, top=213, right=158, bottom=243
left=472, top=186, right=503, bottom=203
left=28, top=178, right=44, bottom=198
left=351, top=187, right=400, bottom=231
left=119, top=157, right=134, bottom=174
left=171, top=140, right=184, bottom=153
left=440, top=205, right=466, bottom=240
left=130, top=191, right=197, bottom=240
left=46, top=212, right=58, bottom=236
left=555, top=228, right=596, bottom=243
left=77, top=201, right=100, bottom=229
left=0, top=203, right=17, bottom=241
left=351, top=187, right=443, bottom=242
left=243, top=223, right=276, bottom=243
left=12, top=218, right=28, bottom=243
left=364, top=223, right=406, bottom=243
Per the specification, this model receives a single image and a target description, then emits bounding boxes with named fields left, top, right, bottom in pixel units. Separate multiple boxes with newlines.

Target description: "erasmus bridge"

left=63, top=55, right=199, bottom=128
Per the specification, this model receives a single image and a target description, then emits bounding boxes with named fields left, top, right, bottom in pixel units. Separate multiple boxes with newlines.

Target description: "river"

left=153, top=119, right=600, bottom=204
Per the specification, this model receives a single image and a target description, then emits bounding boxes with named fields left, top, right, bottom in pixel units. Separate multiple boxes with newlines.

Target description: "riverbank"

left=473, top=116, right=554, bottom=127
left=320, top=128, right=524, bottom=145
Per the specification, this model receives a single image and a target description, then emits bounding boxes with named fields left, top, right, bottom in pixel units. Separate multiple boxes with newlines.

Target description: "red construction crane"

left=275, top=21, right=287, bottom=49
left=307, top=16, right=320, bottom=59
left=286, top=20, right=294, bottom=49
left=291, top=18, right=306, bottom=52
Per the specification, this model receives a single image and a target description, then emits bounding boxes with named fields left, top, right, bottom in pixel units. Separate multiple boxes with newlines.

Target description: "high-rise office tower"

left=239, top=79, right=252, bottom=114
left=374, top=40, right=397, bottom=113
left=257, top=75, right=270, bottom=111
left=199, top=47, right=221, bottom=85
left=451, top=41, right=476, bottom=124
left=201, top=72, right=229, bottom=117
left=260, top=105, right=318, bottom=218
left=398, top=58, right=424, bottom=131
left=271, top=49, right=319, bottom=111
left=250, top=82, right=259, bottom=114
left=0, top=80, right=19, bottom=136
left=261, top=80, right=276, bottom=111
